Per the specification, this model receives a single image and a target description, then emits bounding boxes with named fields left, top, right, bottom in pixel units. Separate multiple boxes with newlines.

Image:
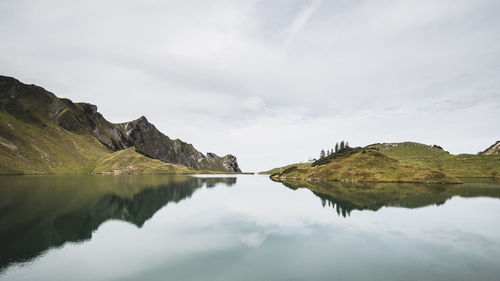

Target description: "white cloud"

left=284, top=0, right=323, bottom=50
left=1, top=0, right=499, bottom=171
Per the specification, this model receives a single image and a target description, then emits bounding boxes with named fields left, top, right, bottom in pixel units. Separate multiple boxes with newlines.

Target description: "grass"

left=0, top=111, right=110, bottom=174
left=368, top=142, right=500, bottom=178
left=259, top=162, right=312, bottom=175
left=0, top=111, right=228, bottom=175
left=92, top=147, right=195, bottom=174
left=271, top=147, right=461, bottom=184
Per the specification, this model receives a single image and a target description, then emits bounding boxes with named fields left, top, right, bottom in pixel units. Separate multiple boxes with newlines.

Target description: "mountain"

left=368, top=142, right=500, bottom=178
left=0, top=75, right=240, bottom=174
left=270, top=147, right=461, bottom=184
left=480, top=141, right=500, bottom=155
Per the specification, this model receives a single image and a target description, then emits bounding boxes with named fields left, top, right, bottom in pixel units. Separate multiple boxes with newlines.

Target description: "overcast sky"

left=1, top=0, right=499, bottom=171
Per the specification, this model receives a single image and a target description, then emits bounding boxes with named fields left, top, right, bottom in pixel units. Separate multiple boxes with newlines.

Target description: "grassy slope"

left=271, top=148, right=461, bottom=184
left=0, top=111, right=110, bottom=174
left=369, top=142, right=500, bottom=178
left=0, top=111, right=204, bottom=175
left=259, top=162, right=312, bottom=175
left=93, top=148, right=196, bottom=174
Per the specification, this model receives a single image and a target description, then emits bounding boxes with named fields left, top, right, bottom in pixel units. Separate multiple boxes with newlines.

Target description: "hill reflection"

left=278, top=179, right=500, bottom=217
left=0, top=175, right=236, bottom=271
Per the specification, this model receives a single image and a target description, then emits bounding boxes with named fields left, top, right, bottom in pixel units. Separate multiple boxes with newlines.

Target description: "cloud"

left=284, top=0, right=323, bottom=50
left=1, top=0, right=499, bottom=171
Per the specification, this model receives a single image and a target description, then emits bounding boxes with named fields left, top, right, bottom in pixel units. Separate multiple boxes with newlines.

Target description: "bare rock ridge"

left=72, top=104, right=241, bottom=171
left=0, top=75, right=241, bottom=172
left=480, top=141, right=500, bottom=155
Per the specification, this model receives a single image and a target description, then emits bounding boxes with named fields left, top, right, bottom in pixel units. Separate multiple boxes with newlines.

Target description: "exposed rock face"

left=107, top=115, right=241, bottom=172
left=0, top=75, right=241, bottom=172
left=480, top=141, right=500, bottom=155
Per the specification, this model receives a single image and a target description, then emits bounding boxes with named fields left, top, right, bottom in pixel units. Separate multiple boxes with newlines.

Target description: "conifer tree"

left=335, top=143, right=339, bottom=153
left=320, top=149, right=326, bottom=158
left=340, top=140, right=345, bottom=150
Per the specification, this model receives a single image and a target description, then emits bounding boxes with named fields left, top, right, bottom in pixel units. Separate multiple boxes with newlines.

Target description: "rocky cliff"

left=480, top=141, right=500, bottom=155
left=0, top=75, right=241, bottom=173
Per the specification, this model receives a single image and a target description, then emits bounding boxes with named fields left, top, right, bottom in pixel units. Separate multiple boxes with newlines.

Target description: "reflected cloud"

left=0, top=175, right=236, bottom=271
left=240, top=231, right=267, bottom=248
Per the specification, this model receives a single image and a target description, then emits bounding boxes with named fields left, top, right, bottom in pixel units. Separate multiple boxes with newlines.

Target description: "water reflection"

left=0, top=175, right=236, bottom=271
left=278, top=179, right=500, bottom=217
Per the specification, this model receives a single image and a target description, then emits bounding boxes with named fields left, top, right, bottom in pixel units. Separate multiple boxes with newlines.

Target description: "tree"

left=340, top=140, right=345, bottom=150
left=345, top=141, right=349, bottom=149
left=335, top=143, right=339, bottom=153
left=320, top=149, right=326, bottom=158
left=327, top=150, right=331, bottom=156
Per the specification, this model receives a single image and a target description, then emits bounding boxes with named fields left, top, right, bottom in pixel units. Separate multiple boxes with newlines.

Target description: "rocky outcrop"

left=0, top=75, right=241, bottom=172
left=480, top=141, right=500, bottom=155
left=78, top=113, right=241, bottom=172
left=104, top=115, right=241, bottom=172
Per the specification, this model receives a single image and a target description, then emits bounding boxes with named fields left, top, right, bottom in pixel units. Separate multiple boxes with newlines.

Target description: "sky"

left=1, top=0, right=499, bottom=172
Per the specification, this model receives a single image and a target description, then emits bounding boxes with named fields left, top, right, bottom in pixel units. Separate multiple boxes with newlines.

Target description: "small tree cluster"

left=320, top=149, right=326, bottom=159
left=333, top=140, right=350, bottom=153
left=318, top=140, right=351, bottom=159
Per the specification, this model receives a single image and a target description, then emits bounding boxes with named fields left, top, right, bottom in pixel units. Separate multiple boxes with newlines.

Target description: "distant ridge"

left=270, top=146, right=461, bottom=184
left=263, top=141, right=500, bottom=180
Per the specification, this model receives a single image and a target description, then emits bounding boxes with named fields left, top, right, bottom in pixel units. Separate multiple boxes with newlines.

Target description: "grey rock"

left=480, top=141, right=500, bottom=155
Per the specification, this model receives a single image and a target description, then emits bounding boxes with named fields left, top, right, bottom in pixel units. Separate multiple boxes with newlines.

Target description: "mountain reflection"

left=279, top=179, right=500, bottom=217
left=0, top=175, right=236, bottom=271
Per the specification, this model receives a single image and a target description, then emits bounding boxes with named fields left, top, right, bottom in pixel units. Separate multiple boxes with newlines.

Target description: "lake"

left=1, top=175, right=500, bottom=281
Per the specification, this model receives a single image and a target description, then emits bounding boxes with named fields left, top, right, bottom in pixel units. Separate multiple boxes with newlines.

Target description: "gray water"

left=1, top=175, right=500, bottom=281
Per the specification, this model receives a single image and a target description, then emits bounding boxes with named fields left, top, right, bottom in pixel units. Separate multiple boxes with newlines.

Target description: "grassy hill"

left=0, top=107, right=205, bottom=175
left=92, top=148, right=196, bottom=174
left=0, top=110, right=110, bottom=174
left=259, top=162, right=312, bottom=175
left=270, top=147, right=461, bottom=184
left=368, top=142, right=500, bottom=178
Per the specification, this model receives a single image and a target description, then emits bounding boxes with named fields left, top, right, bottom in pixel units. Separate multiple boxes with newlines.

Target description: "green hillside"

left=92, top=148, right=196, bottom=174
left=259, top=162, right=312, bottom=175
left=0, top=110, right=110, bottom=174
left=0, top=111, right=201, bottom=175
left=368, top=142, right=500, bottom=178
left=270, top=147, right=461, bottom=184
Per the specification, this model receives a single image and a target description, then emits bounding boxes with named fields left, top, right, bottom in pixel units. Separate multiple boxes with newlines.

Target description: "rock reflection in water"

left=0, top=175, right=236, bottom=271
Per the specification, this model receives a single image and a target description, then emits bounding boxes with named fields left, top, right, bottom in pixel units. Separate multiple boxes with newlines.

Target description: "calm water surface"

left=0, top=175, right=500, bottom=281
